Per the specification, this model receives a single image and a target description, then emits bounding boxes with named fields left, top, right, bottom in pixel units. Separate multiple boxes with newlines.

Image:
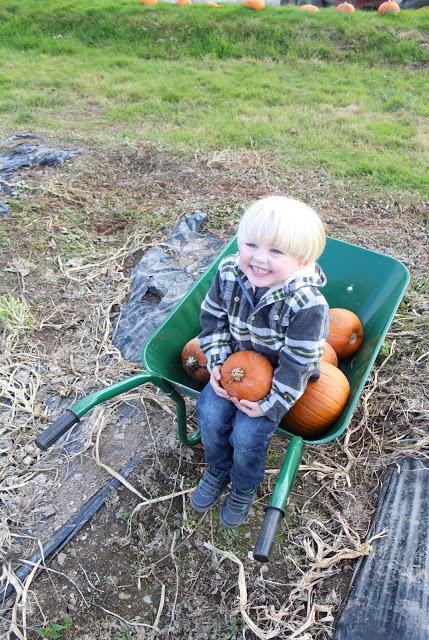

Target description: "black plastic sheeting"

left=334, top=457, right=429, bottom=640
left=112, top=212, right=225, bottom=362
left=0, top=133, right=81, bottom=217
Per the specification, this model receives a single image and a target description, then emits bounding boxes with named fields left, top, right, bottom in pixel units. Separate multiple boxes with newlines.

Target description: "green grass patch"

left=0, top=295, right=35, bottom=334
left=1, top=0, right=428, bottom=196
left=1, top=1, right=428, bottom=64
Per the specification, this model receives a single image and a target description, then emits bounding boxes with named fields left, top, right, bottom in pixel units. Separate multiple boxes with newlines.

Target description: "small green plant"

left=228, top=617, right=244, bottom=634
left=120, top=511, right=132, bottom=523
left=212, top=522, right=243, bottom=550
left=34, top=614, right=73, bottom=639
left=0, top=295, right=35, bottom=334
left=379, top=340, right=392, bottom=358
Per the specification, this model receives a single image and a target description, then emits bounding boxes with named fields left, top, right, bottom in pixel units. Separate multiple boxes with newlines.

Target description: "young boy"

left=191, top=196, right=329, bottom=527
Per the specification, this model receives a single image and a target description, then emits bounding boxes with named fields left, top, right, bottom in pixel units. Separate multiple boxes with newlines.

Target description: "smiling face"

left=239, top=242, right=306, bottom=288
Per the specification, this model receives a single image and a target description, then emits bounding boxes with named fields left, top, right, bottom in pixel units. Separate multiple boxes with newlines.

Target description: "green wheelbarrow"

left=35, top=235, right=409, bottom=562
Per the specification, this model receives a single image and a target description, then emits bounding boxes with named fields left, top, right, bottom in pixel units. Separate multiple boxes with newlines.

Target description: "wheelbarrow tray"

left=142, top=235, right=410, bottom=446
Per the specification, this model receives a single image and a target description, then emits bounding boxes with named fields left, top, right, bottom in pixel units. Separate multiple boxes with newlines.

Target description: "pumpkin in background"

left=244, top=0, right=266, bottom=10
left=299, top=4, right=320, bottom=11
left=176, top=0, right=192, bottom=5
left=378, top=0, right=400, bottom=12
left=139, top=0, right=158, bottom=4
left=181, top=338, right=210, bottom=384
left=336, top=2, right=355, bottom=12
left=327, top=308, right=363, bottom=359
left=321, top=341, right=338, bottom=367
left=221, top=351, right=273, bottom=401
left=283, top=362, right=350, bottom=437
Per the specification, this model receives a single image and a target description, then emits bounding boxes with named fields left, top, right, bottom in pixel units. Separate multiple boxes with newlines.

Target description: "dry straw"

left=1, top=158, right=428, bottom=638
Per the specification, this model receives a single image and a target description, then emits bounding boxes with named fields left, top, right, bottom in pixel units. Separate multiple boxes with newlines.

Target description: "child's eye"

left=245, top=242, right=257, bottom=248
left=270, top=248, right=283, bottom=255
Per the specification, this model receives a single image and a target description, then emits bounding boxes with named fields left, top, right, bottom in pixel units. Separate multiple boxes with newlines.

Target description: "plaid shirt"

left=198, top=253, right=329, bottom=423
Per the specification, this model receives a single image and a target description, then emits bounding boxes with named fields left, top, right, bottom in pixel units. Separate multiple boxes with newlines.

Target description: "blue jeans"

left=196, top=383, right=280, bottom=490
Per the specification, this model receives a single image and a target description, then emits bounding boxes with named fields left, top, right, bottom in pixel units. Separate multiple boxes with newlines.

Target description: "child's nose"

left=254, top=248, right=269, bottom=262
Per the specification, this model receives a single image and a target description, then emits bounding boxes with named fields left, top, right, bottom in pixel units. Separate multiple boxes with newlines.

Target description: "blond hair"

left=237, top=196, right=326, bottom=263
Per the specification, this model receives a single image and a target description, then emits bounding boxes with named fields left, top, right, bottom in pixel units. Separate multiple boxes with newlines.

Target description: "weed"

left=118, top=502, right=140, bottom=525
left=265, top=441, right=288, bottom=469
left=0, top=295, right=34, bottom=334
left=34, top=614, right=73, bottom=639
left=228, top=617, right=244, bottom=634
left=379, top=340, right=392, bottom=358
left=212, top=521, right=245, bottom=551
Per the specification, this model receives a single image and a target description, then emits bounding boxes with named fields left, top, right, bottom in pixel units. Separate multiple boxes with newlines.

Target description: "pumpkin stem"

left=186, top=355, right=200, bottom=370
left=230, top=367, right=245, bottom=382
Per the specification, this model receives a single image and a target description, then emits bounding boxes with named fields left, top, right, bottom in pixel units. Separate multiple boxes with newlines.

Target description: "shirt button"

left=274, top=314, right=280, bottom=321
left=250, top=315, right=255, bottom=321
left=234, top=296, right=240, bottom=302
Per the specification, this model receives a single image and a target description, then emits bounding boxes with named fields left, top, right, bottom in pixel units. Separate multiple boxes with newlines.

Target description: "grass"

left=0, top=0, right=428, bottom=196
left=1, top=0, right=428, bottom=63
left=0, top=295, right=35, bottom=334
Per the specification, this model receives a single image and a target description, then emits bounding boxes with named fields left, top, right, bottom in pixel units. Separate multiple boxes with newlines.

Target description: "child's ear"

left=300, top=258, right=310, bottom=267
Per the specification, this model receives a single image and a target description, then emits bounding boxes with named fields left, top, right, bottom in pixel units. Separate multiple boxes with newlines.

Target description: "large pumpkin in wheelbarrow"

left=220, top=351, right=273, bottom=401
left=283, top=362, right=350, bottom=437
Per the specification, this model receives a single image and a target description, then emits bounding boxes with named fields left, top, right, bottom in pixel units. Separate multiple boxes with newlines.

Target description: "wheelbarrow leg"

left=253, top=435, right=305, bottom=563
left=35, top=373, right=200, bottom=451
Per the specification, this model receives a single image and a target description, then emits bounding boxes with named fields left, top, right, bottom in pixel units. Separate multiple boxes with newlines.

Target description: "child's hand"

left=210, top=365, right=231, bottom=400
left=231, top=398, right=265, bottom=418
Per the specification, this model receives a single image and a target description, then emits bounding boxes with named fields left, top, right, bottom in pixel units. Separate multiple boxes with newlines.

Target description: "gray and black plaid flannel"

left=198, top=253, right=329, bottom=423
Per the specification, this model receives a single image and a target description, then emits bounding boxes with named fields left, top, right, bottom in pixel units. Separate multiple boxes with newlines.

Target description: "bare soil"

left=0, top=136, right=428, bottom=640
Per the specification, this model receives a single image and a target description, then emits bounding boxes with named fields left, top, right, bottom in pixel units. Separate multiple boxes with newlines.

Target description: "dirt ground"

left=0, top=135, right=428, bottom=639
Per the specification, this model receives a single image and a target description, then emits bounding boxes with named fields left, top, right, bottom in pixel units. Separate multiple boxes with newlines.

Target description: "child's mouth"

left=250, top=265, right=271, bottom=276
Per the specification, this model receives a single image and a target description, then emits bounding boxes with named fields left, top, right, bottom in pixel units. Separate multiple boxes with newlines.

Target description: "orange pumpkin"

left=321, top=341, right=338, bottom=367
left=378, top=0, right=400, bottom=13
left=220, top=351, right=273, bottom=401
left=299, top=4, right=320, bottom=11
left=327, top=308, right=363, bottom=359
left=139, top=0, right=158, bottom=4
left=181, top=338, right=210, bottom=384
left=336, top=2, right=355, bottom=12
left=176, top=0, right=192, bottom=4
left=244, top=0, right=266, bottom=10
left=283, top=362, right=350, bottom=437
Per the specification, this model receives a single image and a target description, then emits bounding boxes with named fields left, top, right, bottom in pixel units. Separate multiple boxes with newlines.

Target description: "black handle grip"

left=35, top=410, right=80, bottom=451
left=253, top=507, right=284, bottom=563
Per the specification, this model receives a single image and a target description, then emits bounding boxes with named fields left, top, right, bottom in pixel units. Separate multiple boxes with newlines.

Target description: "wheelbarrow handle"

left=253, top=434, right=305, bottom=562
left=253, top=507, right=284, bottom=563
left=35, top=409, right=80, bottom=451
left=35, top=372, right=196, bottom=452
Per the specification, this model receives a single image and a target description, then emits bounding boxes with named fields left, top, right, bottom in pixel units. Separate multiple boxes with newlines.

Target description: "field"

left=0, top=1, right=428, bottom=639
